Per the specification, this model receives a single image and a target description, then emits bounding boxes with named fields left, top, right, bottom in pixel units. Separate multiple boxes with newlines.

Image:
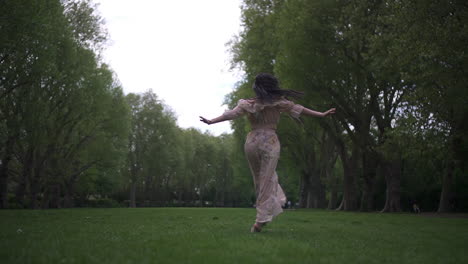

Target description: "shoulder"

left=236, top=98, right=256, bottom=113
left=238, top=98, right=256, bottom=105
left=237, top=98, right=256, bottom=108
left=274, top=98, right=296, bottom=108
left=273, top=98, right=304, bottom=116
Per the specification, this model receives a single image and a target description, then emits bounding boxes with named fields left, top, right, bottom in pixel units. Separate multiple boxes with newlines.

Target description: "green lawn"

left=0, top=208, right=467, bottom=264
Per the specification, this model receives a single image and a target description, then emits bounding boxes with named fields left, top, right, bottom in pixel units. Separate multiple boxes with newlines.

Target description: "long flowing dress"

left=221, top=98, right=304, bottom=223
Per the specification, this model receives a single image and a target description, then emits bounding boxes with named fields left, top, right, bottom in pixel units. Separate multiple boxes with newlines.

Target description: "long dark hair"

left=253, top=73, right=304, bottom=102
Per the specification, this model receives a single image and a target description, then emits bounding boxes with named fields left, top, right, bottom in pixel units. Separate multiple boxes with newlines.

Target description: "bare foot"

left=250, top=223, right=262, bottom=233
left=250, top=222, right=266, bottom=233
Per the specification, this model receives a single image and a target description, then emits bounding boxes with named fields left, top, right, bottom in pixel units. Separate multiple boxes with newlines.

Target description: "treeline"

left=227, top=0, right=468, bottom=212
left=123, top=91, right=252, bottom=208
left=0, top=0, right=253, bottom=209
left=2, top=0, right=467, bottom=212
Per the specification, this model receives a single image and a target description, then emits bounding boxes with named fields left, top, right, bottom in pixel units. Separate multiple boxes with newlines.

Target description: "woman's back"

left=225, top=98, right=304, bottom=131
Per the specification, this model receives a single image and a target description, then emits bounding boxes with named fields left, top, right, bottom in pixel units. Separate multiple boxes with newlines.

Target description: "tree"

left=380, top=0, right=468, bottom=212
left=0, top=0, right=129, bottom=208
left=125, top=91, right=178, bottom=207
left=228, top=0, right=468, bottom=213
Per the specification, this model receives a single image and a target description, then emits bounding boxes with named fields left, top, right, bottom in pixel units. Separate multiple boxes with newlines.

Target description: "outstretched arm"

left=199, top=115, right=230, bottom=125
left=301, top=107, right=336, bottom=117
left=200, top=103, right=246, bottom=125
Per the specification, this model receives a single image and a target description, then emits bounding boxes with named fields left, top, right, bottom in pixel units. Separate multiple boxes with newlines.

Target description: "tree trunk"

left=215, top=169, right=228, bottom=207
left=327, top=166, right=338, bottom=209
left=360, top=152, right=378, bottom=211
left=342, top=166, right=358, bottom=211
left=340, top=147, right=359, bottom=211
left=29, top=179, right=40, bottom=209
left=336, top=198, right=344, bottom=211
left=0, top=136, right=14, bottom=208
left=326, top=156, right=339, bottom=209
left=299, top=172, right=309, bottom=208
left=41, top=188, right=50, bottom=209
left=0, top=161, right=10, bottom=208
left=130, top=181, right=137, bottom=208
left=177, top=187, right=183, bottom=205
left=307, top=171, right=326, bottom=208
left=16, top=147, right=35, bottom=208
left=41, top=183, right=62, bottom=208
left=199, top=186, right=203, bottom=207
left=360, top=180, right=375, bottom=212
left=437, top=160, right=455, bottom=213
left=328, top=189, right=338, bottom=209
left=381, top=158, right=401, bottom=212
left=306, top=187, right=326, bottom=208
left=29, top=160, right=45, bottom=209
left=0, top=163, right=9, bottom=208
left=300, top=169, right=327, bottom=209
left=144, top=173, right=153, bottom=201
left=63, top=183, right=74, bottom=208
left=52, top=184, right=62, bottom=208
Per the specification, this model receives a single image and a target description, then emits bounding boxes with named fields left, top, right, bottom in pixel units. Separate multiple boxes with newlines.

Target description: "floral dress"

left=222, top=98, right=304, bottom=223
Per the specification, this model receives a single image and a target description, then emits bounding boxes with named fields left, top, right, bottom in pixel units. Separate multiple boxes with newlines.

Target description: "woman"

left=200, top=73, right=335, bottom=232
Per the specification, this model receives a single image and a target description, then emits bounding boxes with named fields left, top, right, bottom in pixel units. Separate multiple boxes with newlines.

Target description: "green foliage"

left=0, top=0, right=130, bottom=208
left=227, top=0, right=468, bottom=211
left=122, top=91, right=251, bottom=207
left=2, top=0, right=466, bottom=211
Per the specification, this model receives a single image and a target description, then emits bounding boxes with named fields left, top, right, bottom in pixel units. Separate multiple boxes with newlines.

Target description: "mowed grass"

left=0, top=208, right=467, bottom=264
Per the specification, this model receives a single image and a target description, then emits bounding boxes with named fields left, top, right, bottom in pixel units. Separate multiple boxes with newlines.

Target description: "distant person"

left=412, top=201, right=420, bottom=213
left=200, top=73, right=335, bottom=232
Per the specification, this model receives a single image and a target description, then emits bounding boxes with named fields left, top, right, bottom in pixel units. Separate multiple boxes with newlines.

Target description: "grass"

left=0, top=208, right=467, bottom=264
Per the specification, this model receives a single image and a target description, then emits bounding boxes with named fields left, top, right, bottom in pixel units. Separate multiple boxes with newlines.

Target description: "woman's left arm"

left=301, top=107, right=336, bottom=117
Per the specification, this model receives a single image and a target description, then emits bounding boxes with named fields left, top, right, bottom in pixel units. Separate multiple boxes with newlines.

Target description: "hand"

left=324, top=108, right=336, bottom=116
left=199, top=116, right=213, bottom=125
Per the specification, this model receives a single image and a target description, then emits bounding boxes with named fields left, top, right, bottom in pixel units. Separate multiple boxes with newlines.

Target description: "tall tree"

left=380, top=0, right=468, bottom=212
left=125, top=91, right=178, bottom=207
left=1, top=0, right=129, bottom=208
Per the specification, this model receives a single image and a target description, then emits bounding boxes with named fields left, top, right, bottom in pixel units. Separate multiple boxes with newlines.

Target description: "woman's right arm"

left=199, top=114, right=231, bottom=125
left=199, top=101, right=247, bottom=125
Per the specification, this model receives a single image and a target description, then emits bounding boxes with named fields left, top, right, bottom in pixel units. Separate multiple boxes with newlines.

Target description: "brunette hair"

left=253, top=73, right=303, bottom=102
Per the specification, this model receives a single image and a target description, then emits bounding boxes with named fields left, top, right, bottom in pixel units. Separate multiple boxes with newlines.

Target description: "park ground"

left=0, top=208, right=467, bottom=264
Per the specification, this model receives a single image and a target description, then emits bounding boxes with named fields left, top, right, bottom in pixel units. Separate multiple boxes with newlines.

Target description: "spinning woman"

left=200, top=73, right=335, bottom=232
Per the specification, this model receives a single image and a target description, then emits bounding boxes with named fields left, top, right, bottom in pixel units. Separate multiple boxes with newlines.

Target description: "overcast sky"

left=94, top=0, right=243, bottom=135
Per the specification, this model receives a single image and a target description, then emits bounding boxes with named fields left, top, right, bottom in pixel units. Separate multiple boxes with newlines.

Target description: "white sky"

left=94, top=0, right=243, bottom=136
